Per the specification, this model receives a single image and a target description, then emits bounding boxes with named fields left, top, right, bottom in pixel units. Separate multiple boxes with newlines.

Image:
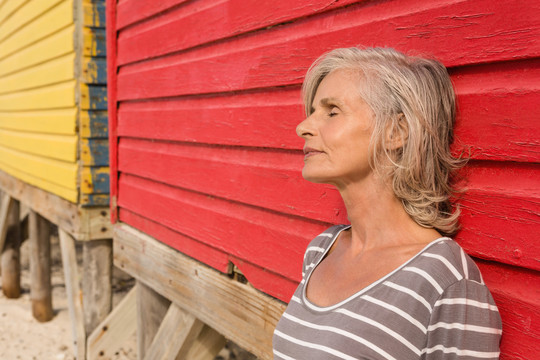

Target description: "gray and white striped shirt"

left=273, top=225, right=502, bottom=359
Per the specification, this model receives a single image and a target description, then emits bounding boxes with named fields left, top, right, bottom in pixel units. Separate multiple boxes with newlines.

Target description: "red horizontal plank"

left=456, top=161, right=540, bottom=271
left=116, top=0, right=540, bottom=100
left=116, top=0, right=189, bottom=30
left=117, top=137, right=346, bottom=224
left=117, top=0, right=360, bottom=65
left=117, top=172, right=329, bottom=285
left=117, top=87, right=304, bottom=149
left=117, top=60, right=540, bottom=161
left=453, top=60, right=540, bottom=162
left=118, top=137, right=540, bottom=270
left=478, top=260, right=540, bottom=360
left=119, top=208, right=230, bottom=273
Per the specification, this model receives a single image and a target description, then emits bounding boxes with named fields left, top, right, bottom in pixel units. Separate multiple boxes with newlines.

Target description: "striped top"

left=273, top=225, right=502, bottom=359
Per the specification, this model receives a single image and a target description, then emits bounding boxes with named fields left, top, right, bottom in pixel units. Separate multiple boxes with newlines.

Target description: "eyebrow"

left=310, top=97, right=344, bottom=113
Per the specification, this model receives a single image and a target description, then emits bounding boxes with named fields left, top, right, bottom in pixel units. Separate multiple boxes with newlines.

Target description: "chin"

left=301, top=169, right=332, bottom=184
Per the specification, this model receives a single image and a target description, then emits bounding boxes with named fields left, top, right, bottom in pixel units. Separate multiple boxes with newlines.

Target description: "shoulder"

left=419, top=238, right=485, bottom=284
left=301, top=225, right=350, bottom=274
left=391, top=238, right=493, bottom=308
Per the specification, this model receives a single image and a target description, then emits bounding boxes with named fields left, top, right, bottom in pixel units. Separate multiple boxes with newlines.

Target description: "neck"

left=336, top=175, right=440, bottom=254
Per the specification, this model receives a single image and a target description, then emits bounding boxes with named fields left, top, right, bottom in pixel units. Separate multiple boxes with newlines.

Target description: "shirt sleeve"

left=423, top=279, right=502, bottom=359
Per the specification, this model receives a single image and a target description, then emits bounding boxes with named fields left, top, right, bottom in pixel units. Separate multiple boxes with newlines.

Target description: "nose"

left=296, top=115, right=315, bottom=138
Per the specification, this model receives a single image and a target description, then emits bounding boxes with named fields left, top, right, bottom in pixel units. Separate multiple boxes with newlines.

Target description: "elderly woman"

left=273, top=48, right=502, bottom=359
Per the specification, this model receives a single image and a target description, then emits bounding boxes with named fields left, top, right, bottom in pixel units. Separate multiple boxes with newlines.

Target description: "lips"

left=303, top=146, right=324, bottom=159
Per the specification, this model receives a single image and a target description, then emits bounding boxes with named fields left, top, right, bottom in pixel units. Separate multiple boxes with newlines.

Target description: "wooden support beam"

left=0, top=192, right=14, bottom=252
left=183, top=325, right=226, bottom=360
left=137, top=281, right=171, bottom=359
left=82, top=239, right=112, bottom=334
left=0, top=169, right=112, bottom=241
left=29, top=210, right=53, bottom=322
left=87, top=285, right=137, bottom=360
left=143, top=303, right=205, bottom=360
left=114, top=223, right=286, bottom=360
left=59, top=229, right=86, bottom=359
left=1, top=197, right=20, bottom=298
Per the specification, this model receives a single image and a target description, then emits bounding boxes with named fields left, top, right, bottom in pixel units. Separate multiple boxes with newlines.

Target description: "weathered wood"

left=1, top=198, right=20, bottom=298
left=87, top=285, right=137, bottom=360
left=0, top=192, right=14, bottom=253
left=137, top=280, right=171, bottom=360
left=82, top=239, right=113, bottom=334
left=183, top=325, right=226, bottom=360
left=114, top=224, right=287, bottom=360
left=29, top=210, right=53, bottom=322
left=0, top=169, right=112, bottom=241
left=143, top=303, right=204, bottom=360
left=59, top=229, right=86, bottom=359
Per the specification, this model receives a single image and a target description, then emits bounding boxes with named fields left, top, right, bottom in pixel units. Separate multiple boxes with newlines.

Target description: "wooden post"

left=59, top=229, right=86, bottom=359
left=82, top=239, right=112, bottom=335
left=136, top=281, right=170, bottom=360
left=0, top=193, right=14, bottom=253
left=1, top=197, right=20, bottom=298
left=29, top=210, right=53, bottom=322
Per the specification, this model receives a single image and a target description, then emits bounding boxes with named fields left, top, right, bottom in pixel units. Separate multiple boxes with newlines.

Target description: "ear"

left=385, top=113, right=409, bottom=150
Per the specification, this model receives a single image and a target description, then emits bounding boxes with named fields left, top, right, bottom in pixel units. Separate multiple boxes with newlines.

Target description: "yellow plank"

left=0, top=80, right=75, bottom=111
left=0, top=24, right=74, bottom=77
left=0, top=0, right=73, bottom=60
left=0, top=108, right=76, bottom=135
left=0, top=143, right=77, bottom=189
left=0, top=129, right=77, bottom=162
left=0, top=0, right=64, bottom=42
left=0, top=0, right=27, bottom=26
left=0, top=53, right=75, bottom=94
left=0, top=162, right=77, bottom=202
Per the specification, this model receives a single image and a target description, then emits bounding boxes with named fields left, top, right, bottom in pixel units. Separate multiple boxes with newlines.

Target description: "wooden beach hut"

left=103, top=0, right=539, bottom=359
left=0, top=0, right=110, bottom=357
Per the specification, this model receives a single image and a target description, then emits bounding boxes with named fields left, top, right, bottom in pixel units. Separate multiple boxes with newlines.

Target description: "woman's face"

left=296, top=69, right=375, bottom=189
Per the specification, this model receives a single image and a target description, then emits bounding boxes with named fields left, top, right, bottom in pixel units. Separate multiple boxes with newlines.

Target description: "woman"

left=273, top=48, right=502, bottom=359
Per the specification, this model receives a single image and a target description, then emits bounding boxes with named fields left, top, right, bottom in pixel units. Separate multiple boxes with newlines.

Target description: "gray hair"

left=302, top=47, right=465, bottom=236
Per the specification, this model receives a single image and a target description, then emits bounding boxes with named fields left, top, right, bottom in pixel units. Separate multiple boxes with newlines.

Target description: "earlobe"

left=385, top=113, right=409, bottom=150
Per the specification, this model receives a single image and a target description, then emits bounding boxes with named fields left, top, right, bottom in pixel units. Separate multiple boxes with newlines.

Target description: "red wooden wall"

left=107, top=1, right=540, bottom=358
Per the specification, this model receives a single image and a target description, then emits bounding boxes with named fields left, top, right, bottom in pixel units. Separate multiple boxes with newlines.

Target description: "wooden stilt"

left=29, top=210, right=53, bottom=322
left=87, top=285, right=137, bottom=360
left=1, top=198, right=20, bottom=298
left=137, top=281, right=171, bottom=360
left=0, top=193, right=14, bottom=253
left=59, top=229, right=86, bottom=359
left=82, top=239, right=112, bottom=334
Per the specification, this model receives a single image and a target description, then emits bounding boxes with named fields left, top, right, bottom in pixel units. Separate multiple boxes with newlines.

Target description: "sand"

left=0, top=233, right=136, bottom=360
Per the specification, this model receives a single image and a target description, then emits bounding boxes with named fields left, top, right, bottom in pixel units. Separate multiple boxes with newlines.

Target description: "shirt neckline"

left=301, top=226, right=452, bottom=312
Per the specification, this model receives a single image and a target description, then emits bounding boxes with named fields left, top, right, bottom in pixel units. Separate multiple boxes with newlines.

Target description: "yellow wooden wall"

left=0, top=0, right=108, bottom=205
